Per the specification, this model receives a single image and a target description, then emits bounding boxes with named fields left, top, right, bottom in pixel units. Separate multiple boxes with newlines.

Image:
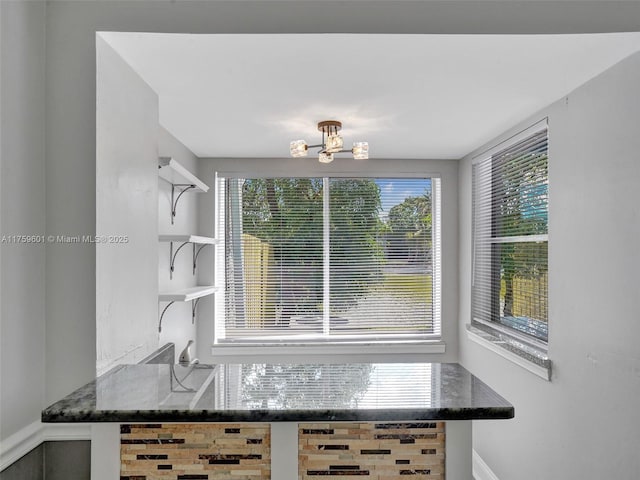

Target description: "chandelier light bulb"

left=325, top=133, right=344, bottom=153
left=318, top=152, right=334, bottom=163
left=290, top=140, right=308, bottom=158
left=352, top=142, right=369, bottom=160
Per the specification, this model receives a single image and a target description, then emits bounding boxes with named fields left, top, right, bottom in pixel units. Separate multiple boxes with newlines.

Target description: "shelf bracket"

left=169, top=364, right=196, bottom=393
left=193, top=243, right=212, bottom=275
left=191, top=298, right=202, bottom=324
left=170, top=184, right=196, bottom=225
left=158, top=297, right=205, bottom=332
left=158, top=301, right=176, bottom=333
left=168, top=242, right=213, bottom=278
left=169, top=241, right=190, bottom=279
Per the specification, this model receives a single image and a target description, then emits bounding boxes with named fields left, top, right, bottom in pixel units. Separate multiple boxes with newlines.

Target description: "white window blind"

left=472, top=122, right=549, bottom=343
left=215, top=177, right=441, bottom=343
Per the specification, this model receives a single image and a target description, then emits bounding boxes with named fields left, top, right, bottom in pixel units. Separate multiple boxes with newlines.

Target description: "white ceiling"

left=101, top=32, right=640, bottom=159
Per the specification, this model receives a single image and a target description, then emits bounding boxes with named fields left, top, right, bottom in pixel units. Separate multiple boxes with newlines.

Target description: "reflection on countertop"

left=41, top=362, right=514, bottom=423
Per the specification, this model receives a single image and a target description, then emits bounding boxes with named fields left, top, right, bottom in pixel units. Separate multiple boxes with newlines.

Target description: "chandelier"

left=290, top=120, right=369, bottom=163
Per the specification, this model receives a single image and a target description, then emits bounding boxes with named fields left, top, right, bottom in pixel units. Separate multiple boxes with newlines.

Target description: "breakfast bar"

left=42, top=362, right=513, bottom=479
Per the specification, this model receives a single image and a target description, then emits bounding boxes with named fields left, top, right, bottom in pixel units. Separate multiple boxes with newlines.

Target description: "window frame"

left=470, top=119, right=550, bottom=355
left=213, top=171, right=443, bottom=349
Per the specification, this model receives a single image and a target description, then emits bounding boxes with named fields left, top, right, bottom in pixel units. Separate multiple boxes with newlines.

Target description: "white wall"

left=45, top=1, right=97, bottom=405
left=0, top=0, right=46, bottom=441
left=196, top=157, right=459, bottom=364
left=157, top=127, right=201, bottom=362
left=458, top=52, right=640, bottom=479
left=95, top=36, right=159, bottom=374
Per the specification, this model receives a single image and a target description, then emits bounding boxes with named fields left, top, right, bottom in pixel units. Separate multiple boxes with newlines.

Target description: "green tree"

left=496, top=152, right=548, bottom=319
left=329, top=179, right=383, bottom=311
left=240, top=178, right=382, bottom=323
left=386, top=193, right=432, bottom=264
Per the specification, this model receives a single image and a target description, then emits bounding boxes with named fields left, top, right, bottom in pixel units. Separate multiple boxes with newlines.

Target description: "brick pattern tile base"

left=120, top=423, right=270, bottom=479
left=299, top=422, right=445, bottom=479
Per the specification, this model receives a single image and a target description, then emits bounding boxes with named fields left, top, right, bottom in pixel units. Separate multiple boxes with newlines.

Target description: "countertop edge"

left=42, top=406, right=515, bottom=423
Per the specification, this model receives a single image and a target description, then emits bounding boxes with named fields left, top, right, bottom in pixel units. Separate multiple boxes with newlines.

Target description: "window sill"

left=211, top=340, right=446, bottom=357
left=466, top=324, right=551, bottom=381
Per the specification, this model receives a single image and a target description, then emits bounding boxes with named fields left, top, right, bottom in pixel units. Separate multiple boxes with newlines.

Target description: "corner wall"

left=0, top=0, right=46, bottom=443
left=458, top=52, right=640, bottom=479
left=95, top=36, right=159, bottom=374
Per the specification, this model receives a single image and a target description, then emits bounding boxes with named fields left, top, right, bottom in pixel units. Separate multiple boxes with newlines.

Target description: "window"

left=472, top=121, right=548, bottom=347
left=215, top=176, right=441, bottom=344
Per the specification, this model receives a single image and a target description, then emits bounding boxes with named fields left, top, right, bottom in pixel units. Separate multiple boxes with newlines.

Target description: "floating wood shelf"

left=159, top=235, right=218, bottom=245
left=159, top=286, right=218, bottom=303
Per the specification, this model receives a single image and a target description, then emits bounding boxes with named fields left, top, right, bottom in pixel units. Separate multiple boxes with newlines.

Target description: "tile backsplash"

left=120, top=421, right=445, bottom=479
left=120, top=423, right=270, bottom=479
left=299, top=422, right=445, bottom=478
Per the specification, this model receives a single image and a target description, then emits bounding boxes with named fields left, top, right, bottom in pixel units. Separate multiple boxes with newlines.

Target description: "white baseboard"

left=473, top=449, right=501, bottom=480
left=0, top=421, right=42, bottom=471
left=0, top=421, right=91, bottom=471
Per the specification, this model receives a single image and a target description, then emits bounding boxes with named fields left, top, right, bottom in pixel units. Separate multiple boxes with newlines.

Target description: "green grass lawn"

left=380, top=273, right=432, bottom=299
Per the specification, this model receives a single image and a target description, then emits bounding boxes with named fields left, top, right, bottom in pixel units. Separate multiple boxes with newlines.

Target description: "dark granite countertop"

left=41, top=362, right=514, bottom=423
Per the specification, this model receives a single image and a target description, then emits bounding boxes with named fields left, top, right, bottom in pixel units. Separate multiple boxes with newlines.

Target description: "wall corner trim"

left=0, top=421, right=91, bottom=471
left=473, top=449, right=501, bottom=480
